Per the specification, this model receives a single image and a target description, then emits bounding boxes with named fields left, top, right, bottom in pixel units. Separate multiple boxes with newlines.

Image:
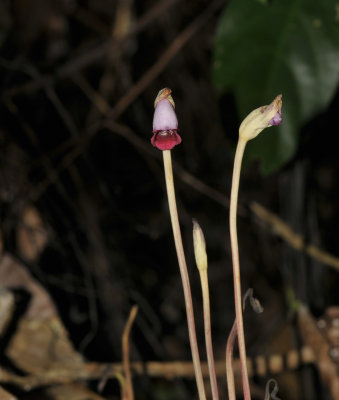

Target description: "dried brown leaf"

left=44, top=384, right=107, bottom=400
left=0, top=386, right=17, bottom=400
left=0, top=254, right=57, bottom=319
left=298, top=305, right=339, bottom=400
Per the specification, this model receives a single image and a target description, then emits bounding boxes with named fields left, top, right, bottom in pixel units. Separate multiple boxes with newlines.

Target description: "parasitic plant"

left=151, top=87, right=282, bottom=400
left=228, top=95, right=282, bottom=400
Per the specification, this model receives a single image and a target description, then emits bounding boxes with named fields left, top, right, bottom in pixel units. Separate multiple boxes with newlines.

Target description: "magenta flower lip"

left=151, top=129, right=182, bottom=150
left=151, top=88, right=182, bottom=151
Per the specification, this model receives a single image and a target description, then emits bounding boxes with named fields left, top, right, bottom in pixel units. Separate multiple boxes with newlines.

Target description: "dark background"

left=1, top=0, right=339, bottom=399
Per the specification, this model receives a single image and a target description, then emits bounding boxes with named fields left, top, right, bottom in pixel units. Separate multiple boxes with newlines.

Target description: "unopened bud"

left=193, top=219, right=208, bottom=271
left=239, top=94, right=282, bottom=142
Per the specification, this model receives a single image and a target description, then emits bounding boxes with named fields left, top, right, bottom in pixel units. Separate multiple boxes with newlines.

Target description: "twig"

left=2, top=0, right=181, bottom=100
left=14, top=0, right=223, bottom=202
left=251, top=202, right=339, bottom=272
left=44, top=86, right=79, bottom=138
left=106, top=0, right=224, bottom=120
left=0, top=348, right=316, bottom=391
left=122, top=305, right=138, bottom=400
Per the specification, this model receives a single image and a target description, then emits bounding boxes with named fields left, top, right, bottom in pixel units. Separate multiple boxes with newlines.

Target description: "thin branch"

left=13, top=0, right=223, bottom=201
left=106, top=0, right=224, bottom=120
left=0, top=348, right=316, bottom=391
left=2, top=0, right=181, bottom=100
left=251, top=202, right=339, bottom=272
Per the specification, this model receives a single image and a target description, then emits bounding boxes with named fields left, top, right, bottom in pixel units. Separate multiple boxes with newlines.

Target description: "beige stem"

left=199, top=268, right=219, bottom=400
left=225, top=320, right=237, bottom=400
left=229, top=138, right=251, bottom=400
left=162, top=150, right=206, bottom=400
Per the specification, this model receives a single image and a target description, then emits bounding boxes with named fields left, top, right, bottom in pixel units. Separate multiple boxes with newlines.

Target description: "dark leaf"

left=213, top=0, right=339, bottom=173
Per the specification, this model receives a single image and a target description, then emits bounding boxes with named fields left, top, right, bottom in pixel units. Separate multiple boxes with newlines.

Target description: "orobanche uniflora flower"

left=228, top=94, right=282, bottom=400
left=239, top=94, right=282, bottom=142
left=151, top=88, right=182, bottom=150
left=152, top=88, right=207, bottom=400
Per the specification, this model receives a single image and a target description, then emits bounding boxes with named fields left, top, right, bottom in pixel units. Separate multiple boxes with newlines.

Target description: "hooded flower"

left=151, top=88, right=182, bottom=150
left=239, top=94, right=282, bottom=142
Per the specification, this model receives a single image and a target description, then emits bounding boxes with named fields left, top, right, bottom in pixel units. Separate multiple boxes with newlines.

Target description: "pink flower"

left=151, top=88, right=182, bottom=151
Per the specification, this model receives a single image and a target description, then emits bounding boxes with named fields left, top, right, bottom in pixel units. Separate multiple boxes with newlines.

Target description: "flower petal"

left=151, top=130, right=182, bottom=150
left=152, top=99, right=178, bottom=132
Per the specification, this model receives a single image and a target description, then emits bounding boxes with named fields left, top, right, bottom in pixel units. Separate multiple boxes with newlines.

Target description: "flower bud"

left=193, top=219, right=208, bottom=271
left=239, top=94, right=282, bottom=141
left=151, top=88, right=182, bottom=151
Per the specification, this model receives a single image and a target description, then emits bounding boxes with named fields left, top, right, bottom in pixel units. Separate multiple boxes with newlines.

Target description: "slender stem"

left=229, top=138, right=251, bottom=400
left=162, top=150, right=207, bottom=400
left=122, top=305, right=138, bottom=400
left=199, top=269, right=219, bottom=400
left=225, top=320, right=237, bottom=400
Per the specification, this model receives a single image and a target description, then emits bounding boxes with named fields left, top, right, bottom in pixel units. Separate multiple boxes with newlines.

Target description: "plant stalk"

left=229, top=138, right=251, bottom=400
left=199, top=268, right=219, bottom=400
left=225, top=320, right=237, bottom=400
left=162, top=149, right=206, bottom=400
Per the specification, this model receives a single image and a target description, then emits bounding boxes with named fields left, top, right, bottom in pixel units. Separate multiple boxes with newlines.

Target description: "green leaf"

left=213, top=0, right=339, bottom=173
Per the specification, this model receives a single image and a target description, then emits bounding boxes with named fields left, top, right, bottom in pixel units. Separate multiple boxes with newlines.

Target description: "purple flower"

left=151, top=88, right=182, bottom=151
